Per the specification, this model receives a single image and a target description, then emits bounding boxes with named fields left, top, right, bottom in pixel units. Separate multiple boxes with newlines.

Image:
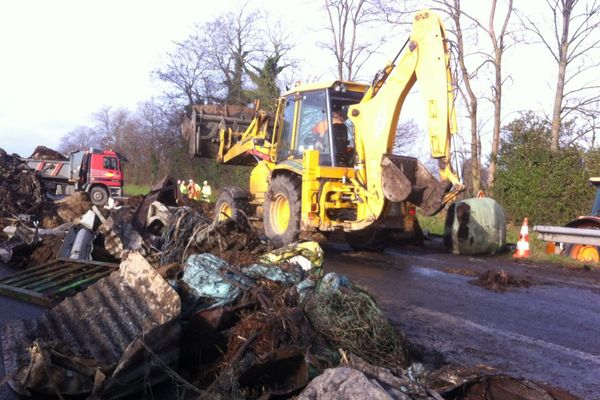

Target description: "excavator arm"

left=348, top=10, right=463, bottom=220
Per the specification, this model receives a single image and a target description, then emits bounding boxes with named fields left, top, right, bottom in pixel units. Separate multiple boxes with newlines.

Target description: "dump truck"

left=182, top=10, right=500, bottom=250
left=26, top=148, right=124, bottom=206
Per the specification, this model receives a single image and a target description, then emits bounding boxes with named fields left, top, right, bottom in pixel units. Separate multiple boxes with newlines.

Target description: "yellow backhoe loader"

left=182, top=10, right=488, bottom=249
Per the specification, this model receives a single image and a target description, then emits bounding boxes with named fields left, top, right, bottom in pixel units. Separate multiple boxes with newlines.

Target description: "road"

left=324, top=241, right=600, bottom=399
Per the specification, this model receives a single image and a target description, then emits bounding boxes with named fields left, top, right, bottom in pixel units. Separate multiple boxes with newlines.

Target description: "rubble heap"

left=0, top=175, right=584, bottom=400
left=28, top=145, right=67, bottom=161
left=0, top=148, right=44, bottom=218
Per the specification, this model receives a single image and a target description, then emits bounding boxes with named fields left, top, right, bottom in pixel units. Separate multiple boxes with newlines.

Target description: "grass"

left=417, top=210, right=597, bottom=269
left=417, top=211, right=446, bottom=236
left=123, top=184, right=150, bottom=196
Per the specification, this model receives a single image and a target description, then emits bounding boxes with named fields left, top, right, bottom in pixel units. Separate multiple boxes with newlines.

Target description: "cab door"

left=273, top=95, right=298, bottom=162
left=295, top=90, right=332, bottom=166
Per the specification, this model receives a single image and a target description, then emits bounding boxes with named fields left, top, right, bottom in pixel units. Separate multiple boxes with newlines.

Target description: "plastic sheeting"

left=259, top=241, right=324, bottom=277
left=182, top=253, right=244, bottom=308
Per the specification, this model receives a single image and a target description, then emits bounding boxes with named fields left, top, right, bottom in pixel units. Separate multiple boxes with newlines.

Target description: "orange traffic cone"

left=513, top=217, right=530, bottom=258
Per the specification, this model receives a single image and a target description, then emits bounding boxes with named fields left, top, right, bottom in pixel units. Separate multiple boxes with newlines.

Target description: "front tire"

left=263, top=175, right=301, bottom=247
left=90, top=186, right=108, bottom=206
left=214, top=187, right=250, bottom=224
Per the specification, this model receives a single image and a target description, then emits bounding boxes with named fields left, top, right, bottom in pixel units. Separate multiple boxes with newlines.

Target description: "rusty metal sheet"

left=0, top=258, right=118, bottom=307
left=1, top=252, right=181, bottom=399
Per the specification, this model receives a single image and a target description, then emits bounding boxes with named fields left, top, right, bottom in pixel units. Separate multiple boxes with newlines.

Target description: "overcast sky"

left=0, top=0, right=558, bottom=158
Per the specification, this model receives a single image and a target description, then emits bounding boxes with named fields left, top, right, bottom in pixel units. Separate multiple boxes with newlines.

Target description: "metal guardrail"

left=533, top=225, right=600, bottom=246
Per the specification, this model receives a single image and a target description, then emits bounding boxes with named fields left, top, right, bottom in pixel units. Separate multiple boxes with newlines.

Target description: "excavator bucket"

left=182, top=104, right=256, bottom=158
left=381, top=155, right=451, bottom=216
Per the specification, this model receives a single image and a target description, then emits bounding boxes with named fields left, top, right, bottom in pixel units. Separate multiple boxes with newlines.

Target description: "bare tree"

left=152, top=38, right=213, bottom=106
left=201, top=5, right=266, bottom=105
left=524, top=0, right=600, bottom=151
left=392, top=119, right=421, bottom=155
left=485, top=0, right=514, bottom=188
left=58, top=126, right=101, bottom=153
left=244, top=23, right=296, bottom=110
left=154, top=4, right=293, bottom=109
left=321, top=0, right=383, bottom=80
left=434, top=0, right=483, bottom=195
left=440, top=0, right=514, bottom=188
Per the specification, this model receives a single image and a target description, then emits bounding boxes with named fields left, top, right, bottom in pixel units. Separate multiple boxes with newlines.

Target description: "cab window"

left=276, top=97, right=296, bottom=161
left=103, top=156, right=118, bottom=170
left=296, top=90, right=331, bottom=165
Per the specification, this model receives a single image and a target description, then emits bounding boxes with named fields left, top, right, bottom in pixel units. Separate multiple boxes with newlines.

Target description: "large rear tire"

left=561, top=220, right=600, bottom=263
left=90, top=186, right=108, bottom=206
left=563, top=244, right=600, bottom=263
left=214, top=187, right=250, bottom=224
left=263, top=175, right=301, bottom=247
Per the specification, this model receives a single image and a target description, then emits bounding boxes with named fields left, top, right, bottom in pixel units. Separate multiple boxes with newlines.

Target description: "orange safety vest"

left=312, top=115, right=344, bottom=137
left=193, top=183, right=201, bottom=201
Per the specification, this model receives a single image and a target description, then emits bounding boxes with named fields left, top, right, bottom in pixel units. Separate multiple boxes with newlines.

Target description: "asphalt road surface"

left=324, top=241, right=600, bottom=399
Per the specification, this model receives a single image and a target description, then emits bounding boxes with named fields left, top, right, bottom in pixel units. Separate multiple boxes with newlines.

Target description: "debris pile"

left=470, top=269, right=533, bottom=292
left=0, top=171, right=583, bottom=399
left=0, top=148, right=44, bottom=218
left=28, top=145, right=67, bottom=161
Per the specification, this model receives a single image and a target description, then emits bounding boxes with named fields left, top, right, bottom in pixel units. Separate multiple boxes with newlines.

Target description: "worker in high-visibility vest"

left=201, top=180, right=212, bottom=202
left=178, top=180, right=188, bottom=196
left=187, top=179, right=196, bottom=200
left=193, top=181, right=202, bottom=201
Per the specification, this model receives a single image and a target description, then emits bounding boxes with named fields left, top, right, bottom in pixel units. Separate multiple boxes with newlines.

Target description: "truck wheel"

left=345, top=226, right=387, bottom=251
left=264, top=175, right=301, bottom=247
left=90, top=186, right=108, bottom=206
left=215, top=187, right=250, bottom=224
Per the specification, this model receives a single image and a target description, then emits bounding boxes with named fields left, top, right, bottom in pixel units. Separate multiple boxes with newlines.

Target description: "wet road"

left=324, top=244, right=600, bottom=399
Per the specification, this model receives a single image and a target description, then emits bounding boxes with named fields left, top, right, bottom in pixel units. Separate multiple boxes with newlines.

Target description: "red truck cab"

left=81, top=149, right=124, bottom=204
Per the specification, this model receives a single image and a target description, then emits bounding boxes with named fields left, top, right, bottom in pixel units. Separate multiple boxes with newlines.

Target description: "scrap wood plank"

left=0, top=258, right=119, bottom=307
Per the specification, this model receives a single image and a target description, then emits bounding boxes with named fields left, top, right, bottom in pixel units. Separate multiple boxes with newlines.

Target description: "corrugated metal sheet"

left=1, top=252, right=181, bottom=399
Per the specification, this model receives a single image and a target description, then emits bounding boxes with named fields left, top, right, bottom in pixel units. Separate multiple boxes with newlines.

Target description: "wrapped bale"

left=444, top=197, right=507, bottom=255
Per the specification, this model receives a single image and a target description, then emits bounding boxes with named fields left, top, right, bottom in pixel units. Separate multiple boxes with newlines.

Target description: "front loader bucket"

left=381, top=155, right=450, bottom=216
left=181, top=104, right=255, bottom=158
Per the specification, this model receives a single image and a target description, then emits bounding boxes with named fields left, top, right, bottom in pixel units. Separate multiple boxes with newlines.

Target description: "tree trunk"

left=451, top=0, right=481, bottom=195
left=488, top=46, right=503, bottom=188
left=550, top=1, right=572, bottom=152
left=550, top=58, right=569, bottom=152
left=469, top=102, right=481, bottom=195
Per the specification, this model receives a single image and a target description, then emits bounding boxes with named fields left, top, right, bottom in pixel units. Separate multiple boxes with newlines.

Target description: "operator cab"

left=276, top=81, right=367, bottom=167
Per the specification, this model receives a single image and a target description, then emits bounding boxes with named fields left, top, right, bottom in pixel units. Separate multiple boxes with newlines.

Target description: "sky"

left=0, top=0, right=563, bottom=158
left=0, top=0, right=318, bottom=156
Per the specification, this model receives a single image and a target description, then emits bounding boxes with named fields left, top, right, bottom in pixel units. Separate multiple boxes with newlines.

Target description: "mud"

left=469, top=269, right=533, bottom=292
left=443, top=267, right=480, bottom=277
left=28, top=235, right=63, bottom=266
left=220, top=249, right=261, bottom=266
left=42, top=192, right=92, bottom=228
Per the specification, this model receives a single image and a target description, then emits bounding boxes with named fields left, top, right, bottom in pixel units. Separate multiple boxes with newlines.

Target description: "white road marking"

left=404, top=306, right=600, bottom=365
